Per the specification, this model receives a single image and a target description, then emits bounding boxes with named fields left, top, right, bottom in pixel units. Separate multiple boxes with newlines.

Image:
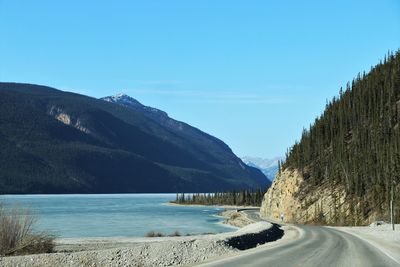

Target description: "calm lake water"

left=0, top=194, right=235, bottom=238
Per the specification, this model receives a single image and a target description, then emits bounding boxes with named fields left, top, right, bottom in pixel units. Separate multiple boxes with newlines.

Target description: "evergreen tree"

left=283, top=50, right=400, bottom=223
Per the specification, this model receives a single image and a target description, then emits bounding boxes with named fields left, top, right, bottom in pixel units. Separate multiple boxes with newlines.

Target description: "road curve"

left=199, top=210, right=400, bottom=267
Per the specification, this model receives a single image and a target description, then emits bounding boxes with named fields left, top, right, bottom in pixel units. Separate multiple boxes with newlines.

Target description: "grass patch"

left=0, top=203, right=55, bottom=256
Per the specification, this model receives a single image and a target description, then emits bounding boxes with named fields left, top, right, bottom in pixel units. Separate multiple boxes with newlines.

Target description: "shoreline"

left=165, top=201, right=261, bottom=209
left=166, top=201, right=260, bottom=228
left=0, top=207, right=281, bottom=267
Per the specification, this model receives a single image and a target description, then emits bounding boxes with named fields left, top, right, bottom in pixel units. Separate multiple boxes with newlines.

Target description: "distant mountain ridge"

left=241, top=156, right=282, bottom=181
left=0, top=83, right=269, bottom=194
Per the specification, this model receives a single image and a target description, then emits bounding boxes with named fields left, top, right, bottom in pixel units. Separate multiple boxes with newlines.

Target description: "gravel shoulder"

left=0, top=209, right=283, bottom=267
left=333, top=223, right=400, bottom=264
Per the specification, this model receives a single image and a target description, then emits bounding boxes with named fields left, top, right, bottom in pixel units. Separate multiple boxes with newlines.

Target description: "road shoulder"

left=332, top=225, right=400, bottom=265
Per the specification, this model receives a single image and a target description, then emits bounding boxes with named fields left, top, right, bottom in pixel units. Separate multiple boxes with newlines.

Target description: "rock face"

left=260, top=169, right=303, bottom=222
left=260, top=168, right=350, bottom=224
left=49, top=106, right=91, bottom=134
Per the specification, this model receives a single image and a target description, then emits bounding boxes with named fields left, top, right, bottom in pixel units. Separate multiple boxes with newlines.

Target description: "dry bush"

left=169, top=230, right=181, bottom=237
left=229, top=212, right=240, bottom=220
left=145, top=231, right=165, bottom=237
left=0, top=203, right=55, bottom=256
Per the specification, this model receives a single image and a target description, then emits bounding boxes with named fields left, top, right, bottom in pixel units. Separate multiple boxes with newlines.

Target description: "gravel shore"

left=0, top=210, right=276, bottom=267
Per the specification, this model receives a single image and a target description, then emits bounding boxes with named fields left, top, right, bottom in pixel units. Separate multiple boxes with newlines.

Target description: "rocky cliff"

left=260, top=169, right=359, bottom=224
left=260, top=169, right=303, bottom=222
left=260, top=168, right=394, bottom=225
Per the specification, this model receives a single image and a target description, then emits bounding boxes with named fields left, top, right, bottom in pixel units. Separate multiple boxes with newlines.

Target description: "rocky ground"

left=0, top=210, right=275, bottom=267
left=217, top=210, right=254, bottom=228
left=0, top=238, right=234, bottom=267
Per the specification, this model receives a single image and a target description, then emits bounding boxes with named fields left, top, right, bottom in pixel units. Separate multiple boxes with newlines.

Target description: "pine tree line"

left=172, top=189, right=265, bottom=206
left=283, top=50, right=400, bottom=223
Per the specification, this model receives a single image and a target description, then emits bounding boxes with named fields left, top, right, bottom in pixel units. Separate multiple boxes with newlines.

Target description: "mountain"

left=261, top=51, right=400, bottom=225
left=102, top=93, right=169, bottom=120
left=240, top=156, right=282, bottom=181
left=101, top=93, right=218, bottom=145
left=0, top=82, right=269, bottom=194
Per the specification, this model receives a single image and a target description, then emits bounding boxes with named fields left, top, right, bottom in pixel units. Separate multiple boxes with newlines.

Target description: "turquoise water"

left=0, top=194, right=235, bottom=238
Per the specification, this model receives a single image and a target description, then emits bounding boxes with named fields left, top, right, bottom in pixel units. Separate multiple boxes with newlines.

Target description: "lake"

left=0, top=194, right=235, bottom=238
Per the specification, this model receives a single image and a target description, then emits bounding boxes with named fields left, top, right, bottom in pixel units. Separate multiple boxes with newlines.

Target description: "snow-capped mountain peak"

left=241, top=156, right=283, bottom=181
left=102, top=93, right=168, bottom=115
left=103, top=93, right=142, bottom=107
left=241, top=156, right=281, bottom=169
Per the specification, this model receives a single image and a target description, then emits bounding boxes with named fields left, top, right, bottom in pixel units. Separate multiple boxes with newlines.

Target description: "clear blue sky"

left=1, top=1, right=399, bottom=158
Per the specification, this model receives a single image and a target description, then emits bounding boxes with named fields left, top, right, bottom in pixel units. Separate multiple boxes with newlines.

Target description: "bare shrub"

left=169, top=230, right=181, bottom=237
left=230, top=212, right=240, bottom=219
left=0, top=203, right=55, bottom=256
left=145, top=231, right=165, bottom=237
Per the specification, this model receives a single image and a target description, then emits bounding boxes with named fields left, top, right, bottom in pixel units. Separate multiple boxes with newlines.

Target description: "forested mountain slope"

left=261, top=51, right=400, bottom=225
left=0, top=83, right=268, bottom=194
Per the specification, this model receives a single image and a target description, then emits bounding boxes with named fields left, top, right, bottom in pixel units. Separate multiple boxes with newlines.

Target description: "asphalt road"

left=199, top=210, right=400, bottom=267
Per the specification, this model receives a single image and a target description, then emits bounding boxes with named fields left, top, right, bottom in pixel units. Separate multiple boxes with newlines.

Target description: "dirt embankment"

left=219, top=210, right=254, bottom=228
